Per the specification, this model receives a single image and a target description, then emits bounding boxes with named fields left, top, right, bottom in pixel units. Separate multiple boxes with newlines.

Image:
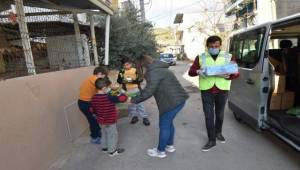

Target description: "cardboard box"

left=118, top=109, right=129, bottom=119
left=281, top=91, right=295, bottom=110
left=116, top=103, right=129, bottom=119
left=273, top=75, right=286, bottom=93
left=269, top=56, right=286, bottom=74
left=270, top=93, right=282, bottom=110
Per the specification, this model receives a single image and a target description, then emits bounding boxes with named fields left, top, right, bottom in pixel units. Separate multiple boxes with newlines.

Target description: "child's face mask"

left=104, top=87, right=111, bottom=94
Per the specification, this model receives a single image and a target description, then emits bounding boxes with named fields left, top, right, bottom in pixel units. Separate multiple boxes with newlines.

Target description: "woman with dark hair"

left=130, top=54, right=189, bottom=158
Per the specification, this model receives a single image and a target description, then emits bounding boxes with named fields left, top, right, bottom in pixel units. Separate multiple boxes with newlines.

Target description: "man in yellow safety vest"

left=188, top=35, right=239, bottom=151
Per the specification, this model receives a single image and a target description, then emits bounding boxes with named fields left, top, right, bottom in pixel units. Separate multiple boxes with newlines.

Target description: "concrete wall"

left=256, top=0, right=300, bottom=25
left=0, top=67, right=94, bottom=170
left=179, top=13, right=208, bottom=60
left=256, top=0, right=276, bottom=24
left=276, top=1, right=300, bottom=20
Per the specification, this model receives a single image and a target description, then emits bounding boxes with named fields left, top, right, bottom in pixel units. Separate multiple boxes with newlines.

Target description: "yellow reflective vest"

left=198, top=51, right=232, bottom=91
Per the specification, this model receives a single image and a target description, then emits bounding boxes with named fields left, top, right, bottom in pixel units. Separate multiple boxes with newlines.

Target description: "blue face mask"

left=208, top=48, right=220, bottom=55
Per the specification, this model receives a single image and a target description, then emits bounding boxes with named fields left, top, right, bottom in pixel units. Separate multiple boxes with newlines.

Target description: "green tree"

left=96, top=3, right=157, bottom=68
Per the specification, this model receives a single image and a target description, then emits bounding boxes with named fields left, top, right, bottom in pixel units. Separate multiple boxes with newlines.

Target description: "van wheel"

left=233, top=112, right=243, bottom=122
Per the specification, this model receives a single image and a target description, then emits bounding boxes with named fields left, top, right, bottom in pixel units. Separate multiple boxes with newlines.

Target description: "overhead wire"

left=148, top=0, right=204, bottom=20
left=148, top=2, right=224, bottom=22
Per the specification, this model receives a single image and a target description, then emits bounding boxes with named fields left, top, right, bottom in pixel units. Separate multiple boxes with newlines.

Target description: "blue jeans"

left=128, top=103, right=148, bottom=118
left=158, top=101, right=186, bottom=151
left=78, top=100, right=101, bottom=138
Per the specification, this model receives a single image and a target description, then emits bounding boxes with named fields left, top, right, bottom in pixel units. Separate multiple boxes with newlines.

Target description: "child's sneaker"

left=130, top=116, right=139, bottom=124
left=147, top=148, right=167, bottom=158
left=102, top=148, right=108, bottom=153
left=143, top=118, right=150, bottom=126
left=90, top=137, right=101, bottom=144
left=165, top=145, right=176, bottom=153
left=109, top=148, right=125, bottom=157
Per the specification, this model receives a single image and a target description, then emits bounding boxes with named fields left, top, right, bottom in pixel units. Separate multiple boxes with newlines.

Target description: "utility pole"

left=139, top=0, right=145, bottom=21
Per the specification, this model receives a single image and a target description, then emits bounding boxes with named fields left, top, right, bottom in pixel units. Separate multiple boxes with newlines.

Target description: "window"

left=229, top=28, right=266, bottom=68
left=269, top=38, right=298, bottom=50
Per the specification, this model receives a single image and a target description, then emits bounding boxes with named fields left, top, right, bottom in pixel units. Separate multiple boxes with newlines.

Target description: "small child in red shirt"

left=91, top=77, right=127, bottom=157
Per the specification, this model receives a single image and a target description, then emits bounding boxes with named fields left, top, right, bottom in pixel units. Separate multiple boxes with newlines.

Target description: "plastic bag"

left=287, top=107, right=300, bottom=117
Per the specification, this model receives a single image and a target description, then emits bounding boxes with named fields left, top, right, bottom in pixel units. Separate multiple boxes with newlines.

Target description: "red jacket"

left=188, top=55, right=240, bottom=93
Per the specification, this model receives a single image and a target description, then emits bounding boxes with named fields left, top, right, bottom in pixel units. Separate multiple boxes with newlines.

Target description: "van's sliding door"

left=229, top=26, right=270, bottom=129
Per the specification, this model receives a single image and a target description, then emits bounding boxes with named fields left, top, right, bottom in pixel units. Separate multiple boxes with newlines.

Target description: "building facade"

left=225, top=0, right=300, bottom=30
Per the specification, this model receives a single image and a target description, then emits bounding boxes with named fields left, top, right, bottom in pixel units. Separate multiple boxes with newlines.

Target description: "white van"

left=228, top=13, right=300, bottom=151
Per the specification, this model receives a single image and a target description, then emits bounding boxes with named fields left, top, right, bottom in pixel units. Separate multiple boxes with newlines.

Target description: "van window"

left=269, top=38, right=298, bottom=49
left=230, top=28, right=266, bottom=68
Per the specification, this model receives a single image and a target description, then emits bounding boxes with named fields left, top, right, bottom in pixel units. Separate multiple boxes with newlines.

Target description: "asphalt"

left=49, top=61, right=300, bottom=170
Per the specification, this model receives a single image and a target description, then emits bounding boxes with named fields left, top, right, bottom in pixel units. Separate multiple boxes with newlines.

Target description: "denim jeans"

left=78, top=100, right=101, bottom=138
left=128, top=103, right=148, bottom=118
left=127, top=88, right=148, bottom=118
left=158, top=101, right=186, bottom=151
left=201, top=91, right=228, bottom=142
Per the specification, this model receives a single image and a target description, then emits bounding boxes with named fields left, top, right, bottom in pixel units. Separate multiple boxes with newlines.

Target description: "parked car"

left=228, top=13, right=300, bottom=151
left=159, top=53, right=177, bottom=66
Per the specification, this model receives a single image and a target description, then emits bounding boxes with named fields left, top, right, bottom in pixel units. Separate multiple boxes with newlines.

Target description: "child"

left=117, top=57, right=150, bottom=126
left=91, top=77, right=127, bottom=157
left=78, top=67, right=108, bottom=144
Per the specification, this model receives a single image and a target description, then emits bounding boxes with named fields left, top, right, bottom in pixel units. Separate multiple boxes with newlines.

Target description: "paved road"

left=50, top=61, right=300, bottom=170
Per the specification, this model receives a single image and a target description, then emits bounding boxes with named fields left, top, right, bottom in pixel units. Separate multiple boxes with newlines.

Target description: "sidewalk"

left=49, top=61, right=300, bottom=170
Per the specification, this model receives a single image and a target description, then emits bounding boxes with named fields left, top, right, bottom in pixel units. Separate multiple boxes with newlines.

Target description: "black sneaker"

left=109, top=148, right=125, bottom=157
left=202, top=141, right=216, bottom=152
left=130, top=116, right=139, bottom=124
left=102, top=148, right=108, bottom=153
left=143, top=118, right=150, bottom=126
left=216, top=133, right=226, bottom=143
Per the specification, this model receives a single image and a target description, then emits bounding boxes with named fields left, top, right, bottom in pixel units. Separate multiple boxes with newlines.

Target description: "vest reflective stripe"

left=199, top=51, right=232, bottom=91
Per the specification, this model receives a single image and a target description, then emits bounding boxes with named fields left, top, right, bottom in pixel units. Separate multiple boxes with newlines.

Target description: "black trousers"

left=78, top=100, right=101, bottom=138
left=201, top=90, right=228, bottom=142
